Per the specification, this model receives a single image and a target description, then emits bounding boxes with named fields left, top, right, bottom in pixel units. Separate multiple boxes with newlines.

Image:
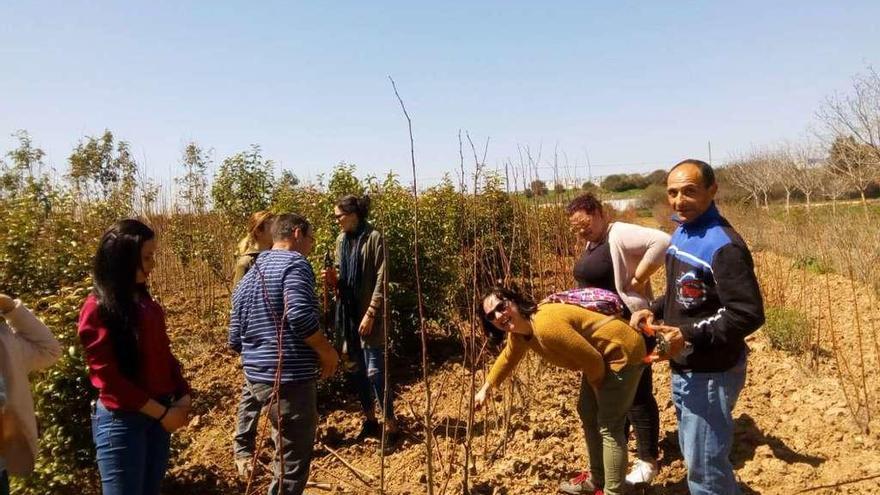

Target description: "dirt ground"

left=160, top=250, right=880, bottom=495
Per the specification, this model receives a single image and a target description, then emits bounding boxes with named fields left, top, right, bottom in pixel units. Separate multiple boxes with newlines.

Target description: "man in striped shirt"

left=229, top=213, right=338, bottom=495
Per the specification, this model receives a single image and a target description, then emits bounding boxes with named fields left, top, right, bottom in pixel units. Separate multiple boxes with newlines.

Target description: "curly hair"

left=565, top=193, right=604, bottom=216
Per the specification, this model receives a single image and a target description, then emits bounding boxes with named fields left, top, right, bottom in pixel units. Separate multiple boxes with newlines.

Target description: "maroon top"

left=78, top=293, right=190, bottom=411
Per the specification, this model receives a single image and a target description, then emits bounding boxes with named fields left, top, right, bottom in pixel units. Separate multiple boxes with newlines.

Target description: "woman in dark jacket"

left=324, top=195, right=398, bottom=443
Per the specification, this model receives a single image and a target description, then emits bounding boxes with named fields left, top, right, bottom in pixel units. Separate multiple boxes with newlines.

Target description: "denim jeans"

left=577, top=364, right=644, bottom=495
left=248, top=379, right=318, bottom=495
left=234, top=379, right=263, bottom=459
left=91, top=400, right=171, bottom=495
left=349, top=344, right=395, bottom=420
left=672, top=351, right=748, bottom=495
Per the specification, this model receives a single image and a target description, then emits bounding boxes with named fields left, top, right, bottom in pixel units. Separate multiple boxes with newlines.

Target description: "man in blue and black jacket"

left=632, top=159, right=764, bottom=495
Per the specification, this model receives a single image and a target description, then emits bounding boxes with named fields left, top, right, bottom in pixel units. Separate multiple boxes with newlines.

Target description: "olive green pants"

left=577, top=364, right=644, bottom=495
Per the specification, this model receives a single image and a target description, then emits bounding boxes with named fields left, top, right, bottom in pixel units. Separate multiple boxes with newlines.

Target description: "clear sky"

left=2, top=1, right=878, bottom=188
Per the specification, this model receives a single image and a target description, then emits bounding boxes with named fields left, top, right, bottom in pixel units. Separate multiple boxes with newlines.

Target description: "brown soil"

left=159, top=251, right=880, bottom=495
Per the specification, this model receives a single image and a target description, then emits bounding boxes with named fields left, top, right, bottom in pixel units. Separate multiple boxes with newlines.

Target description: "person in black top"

left=564, top=193, right=670, bottom=490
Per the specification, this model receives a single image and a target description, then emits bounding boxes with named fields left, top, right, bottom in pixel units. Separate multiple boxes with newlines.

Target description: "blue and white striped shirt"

left=229, top=250, right=320, bottom=384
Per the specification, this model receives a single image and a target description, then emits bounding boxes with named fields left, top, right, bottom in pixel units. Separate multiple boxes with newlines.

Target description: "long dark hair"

left=92, top=219, right=155, bottom=379
left=478, top=286, right=538, bottom=346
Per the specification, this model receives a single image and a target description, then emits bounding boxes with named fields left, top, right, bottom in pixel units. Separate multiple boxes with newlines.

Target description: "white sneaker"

left=625, top=459, right=658, bottom=486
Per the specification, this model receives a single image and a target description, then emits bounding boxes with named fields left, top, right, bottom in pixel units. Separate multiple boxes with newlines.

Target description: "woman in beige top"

left=0, top=293, right=61, bottom=490
left=475, top=286, right=645, bottom=495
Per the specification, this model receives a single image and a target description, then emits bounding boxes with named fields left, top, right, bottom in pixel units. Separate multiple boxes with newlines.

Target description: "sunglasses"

left=486, top=299, right=509, bottom=322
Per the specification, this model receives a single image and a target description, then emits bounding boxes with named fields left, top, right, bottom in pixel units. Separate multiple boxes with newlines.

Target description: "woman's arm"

left=359, top=231, right=386, bottom=336
left=475, top=336, right=527, bottom=407
left=612, top=223, right=670, bottom=295
left=1, top=295, right=62, bottom=372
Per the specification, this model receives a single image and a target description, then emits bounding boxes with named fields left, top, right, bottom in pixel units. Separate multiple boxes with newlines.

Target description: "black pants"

left=625, top=364, right=660, bottom=461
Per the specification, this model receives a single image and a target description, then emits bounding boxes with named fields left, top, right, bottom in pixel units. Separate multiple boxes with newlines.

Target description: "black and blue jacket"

left=651, top=202, right=765, bottom=372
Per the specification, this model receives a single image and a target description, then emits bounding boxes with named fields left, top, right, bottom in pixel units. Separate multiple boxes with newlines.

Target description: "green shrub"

left=762, top=306, right=811, bottom=354
left=210, top=145, right=274, bottom=223
left=792, top=255, right=831, bottom=275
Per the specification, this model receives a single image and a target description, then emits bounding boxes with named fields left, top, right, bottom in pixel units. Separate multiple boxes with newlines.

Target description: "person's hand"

left=474, top=383, right=490, bottom=410
left=318, top=348, right=339, bottom=379
left=648, top=325, right=686, bottom=363
left=630, top=276, right=648, bottom=294
left=173, top=394, right=192, bottom=411
left=359, top=313, right=375, bottom=336
left=160, top=406, right=189, bottom=433
left=629, top=309, right=655, bottom=331
left=321, top=268, right=338, bottom=291
left=0, top=294, right=16, bottom=314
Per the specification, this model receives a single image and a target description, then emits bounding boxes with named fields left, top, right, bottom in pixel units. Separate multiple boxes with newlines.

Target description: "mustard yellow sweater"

left=486, top=303, right=646, bottom=389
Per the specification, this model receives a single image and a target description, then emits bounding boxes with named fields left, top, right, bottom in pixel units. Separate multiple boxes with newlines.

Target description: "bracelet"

left=157, top=406, right=170, bottom=422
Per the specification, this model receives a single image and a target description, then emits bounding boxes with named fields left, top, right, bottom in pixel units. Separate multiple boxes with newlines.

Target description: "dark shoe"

left=355, top=419, right=381, bottom=441
left=379, top=428, right=403, bottom=454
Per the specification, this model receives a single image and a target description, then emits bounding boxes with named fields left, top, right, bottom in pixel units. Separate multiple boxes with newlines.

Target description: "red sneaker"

left=559, top=471, right=603, bottom=494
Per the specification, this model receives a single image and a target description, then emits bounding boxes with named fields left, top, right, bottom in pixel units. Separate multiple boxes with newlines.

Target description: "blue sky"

left=1, top=1, right=878, bottom=188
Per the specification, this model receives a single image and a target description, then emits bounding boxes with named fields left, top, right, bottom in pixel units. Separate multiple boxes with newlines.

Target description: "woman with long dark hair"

left=324, top=194, right=399, bottom=443
left=78, top=219, right=191, bottom=495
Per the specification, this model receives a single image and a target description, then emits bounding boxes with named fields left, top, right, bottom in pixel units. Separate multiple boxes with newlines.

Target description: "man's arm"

left=285, top=258, right=338, bottom=378
left=680, top=243, right=765, bottom=346
left=304, top=331, right=338, bottom=379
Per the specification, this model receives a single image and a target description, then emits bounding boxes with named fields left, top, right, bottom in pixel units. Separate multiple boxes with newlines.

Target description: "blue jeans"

left=672, top=352, right=748, bottom=495
left=91, top=400, right=171, bottom=495
left=350, top=345, right=395, bottom=420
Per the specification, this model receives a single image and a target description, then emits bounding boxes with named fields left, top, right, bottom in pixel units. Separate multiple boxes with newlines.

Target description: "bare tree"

left=765, top=149, right=798, bottom=213
left=786, top=140, right=826, bottom=210
left=817, top=67, right=880, bottom=210
left=724, top=160, right=762, bottom=208
left=821, top=167, right=850, bottom=213
left=725, top=151, right=776, bottom=209
left=825, top=136, right=878, bottom=210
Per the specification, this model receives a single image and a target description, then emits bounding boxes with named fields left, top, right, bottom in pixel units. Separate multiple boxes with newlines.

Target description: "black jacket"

left=651, top=203, right=765, bottom=372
